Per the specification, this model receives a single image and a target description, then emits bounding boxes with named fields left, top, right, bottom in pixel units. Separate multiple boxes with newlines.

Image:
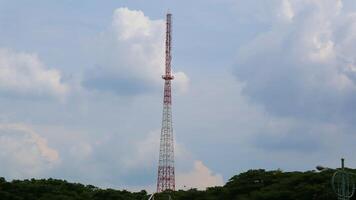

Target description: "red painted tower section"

left=156, top=13, right=175, bottom=193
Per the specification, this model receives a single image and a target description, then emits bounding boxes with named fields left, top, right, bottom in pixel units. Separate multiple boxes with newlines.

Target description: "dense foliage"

left=0, top=178, right=148, bottom=200
left=0, top=169, right=354, bottom=200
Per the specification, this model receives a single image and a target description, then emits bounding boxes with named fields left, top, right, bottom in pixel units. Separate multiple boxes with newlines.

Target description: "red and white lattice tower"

left=156, top=12, right=175, bottom=193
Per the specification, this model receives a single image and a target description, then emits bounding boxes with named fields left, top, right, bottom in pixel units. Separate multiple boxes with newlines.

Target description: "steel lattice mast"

left=156, top=12, right=175, bottom=193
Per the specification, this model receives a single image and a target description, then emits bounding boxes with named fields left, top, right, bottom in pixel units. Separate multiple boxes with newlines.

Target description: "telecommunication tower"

left=156, top=12, right=175, bottom=193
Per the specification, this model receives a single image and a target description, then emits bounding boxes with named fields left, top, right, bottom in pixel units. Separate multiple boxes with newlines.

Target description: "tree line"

left=0, top=168, right=354, bottom=200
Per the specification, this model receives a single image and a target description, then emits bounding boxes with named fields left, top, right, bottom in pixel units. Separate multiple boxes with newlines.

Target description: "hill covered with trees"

left=0, top=168, right=352, bottom=200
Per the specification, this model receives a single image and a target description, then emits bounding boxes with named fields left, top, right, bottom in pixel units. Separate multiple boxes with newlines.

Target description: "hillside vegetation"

left=0, top=169, right=352, bottom=200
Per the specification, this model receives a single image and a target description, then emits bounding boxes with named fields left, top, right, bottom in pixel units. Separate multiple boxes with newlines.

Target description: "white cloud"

left=174, top=72, right=190, bottom=93
left=176, top=160, right=224, bottom=190
left=0, top=124, right=59, bottom=179
left=112, top=7, right=161, bottom=41
left=124, top=161, right=224, bottom=192
left=83, top=7, right=189, bottom=95
left=122, top=131, right=159, bottom=169
left=280, top=0, right=294, bottom=22
left=122, top=130, right=192, bottom=170
left=234, top=0, right=356, bottom=120
left=0, top=48, right=69, bottom=99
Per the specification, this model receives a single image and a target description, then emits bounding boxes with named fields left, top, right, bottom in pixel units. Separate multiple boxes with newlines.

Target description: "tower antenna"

left=156, top=12, right=175, bottom=193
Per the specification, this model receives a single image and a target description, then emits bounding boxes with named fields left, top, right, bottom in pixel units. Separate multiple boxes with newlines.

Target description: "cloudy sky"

left=0, top=0, right=355, bottom=191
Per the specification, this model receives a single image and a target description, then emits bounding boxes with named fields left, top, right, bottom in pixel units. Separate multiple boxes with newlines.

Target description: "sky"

left=0, top=0, right=355, bottom=192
